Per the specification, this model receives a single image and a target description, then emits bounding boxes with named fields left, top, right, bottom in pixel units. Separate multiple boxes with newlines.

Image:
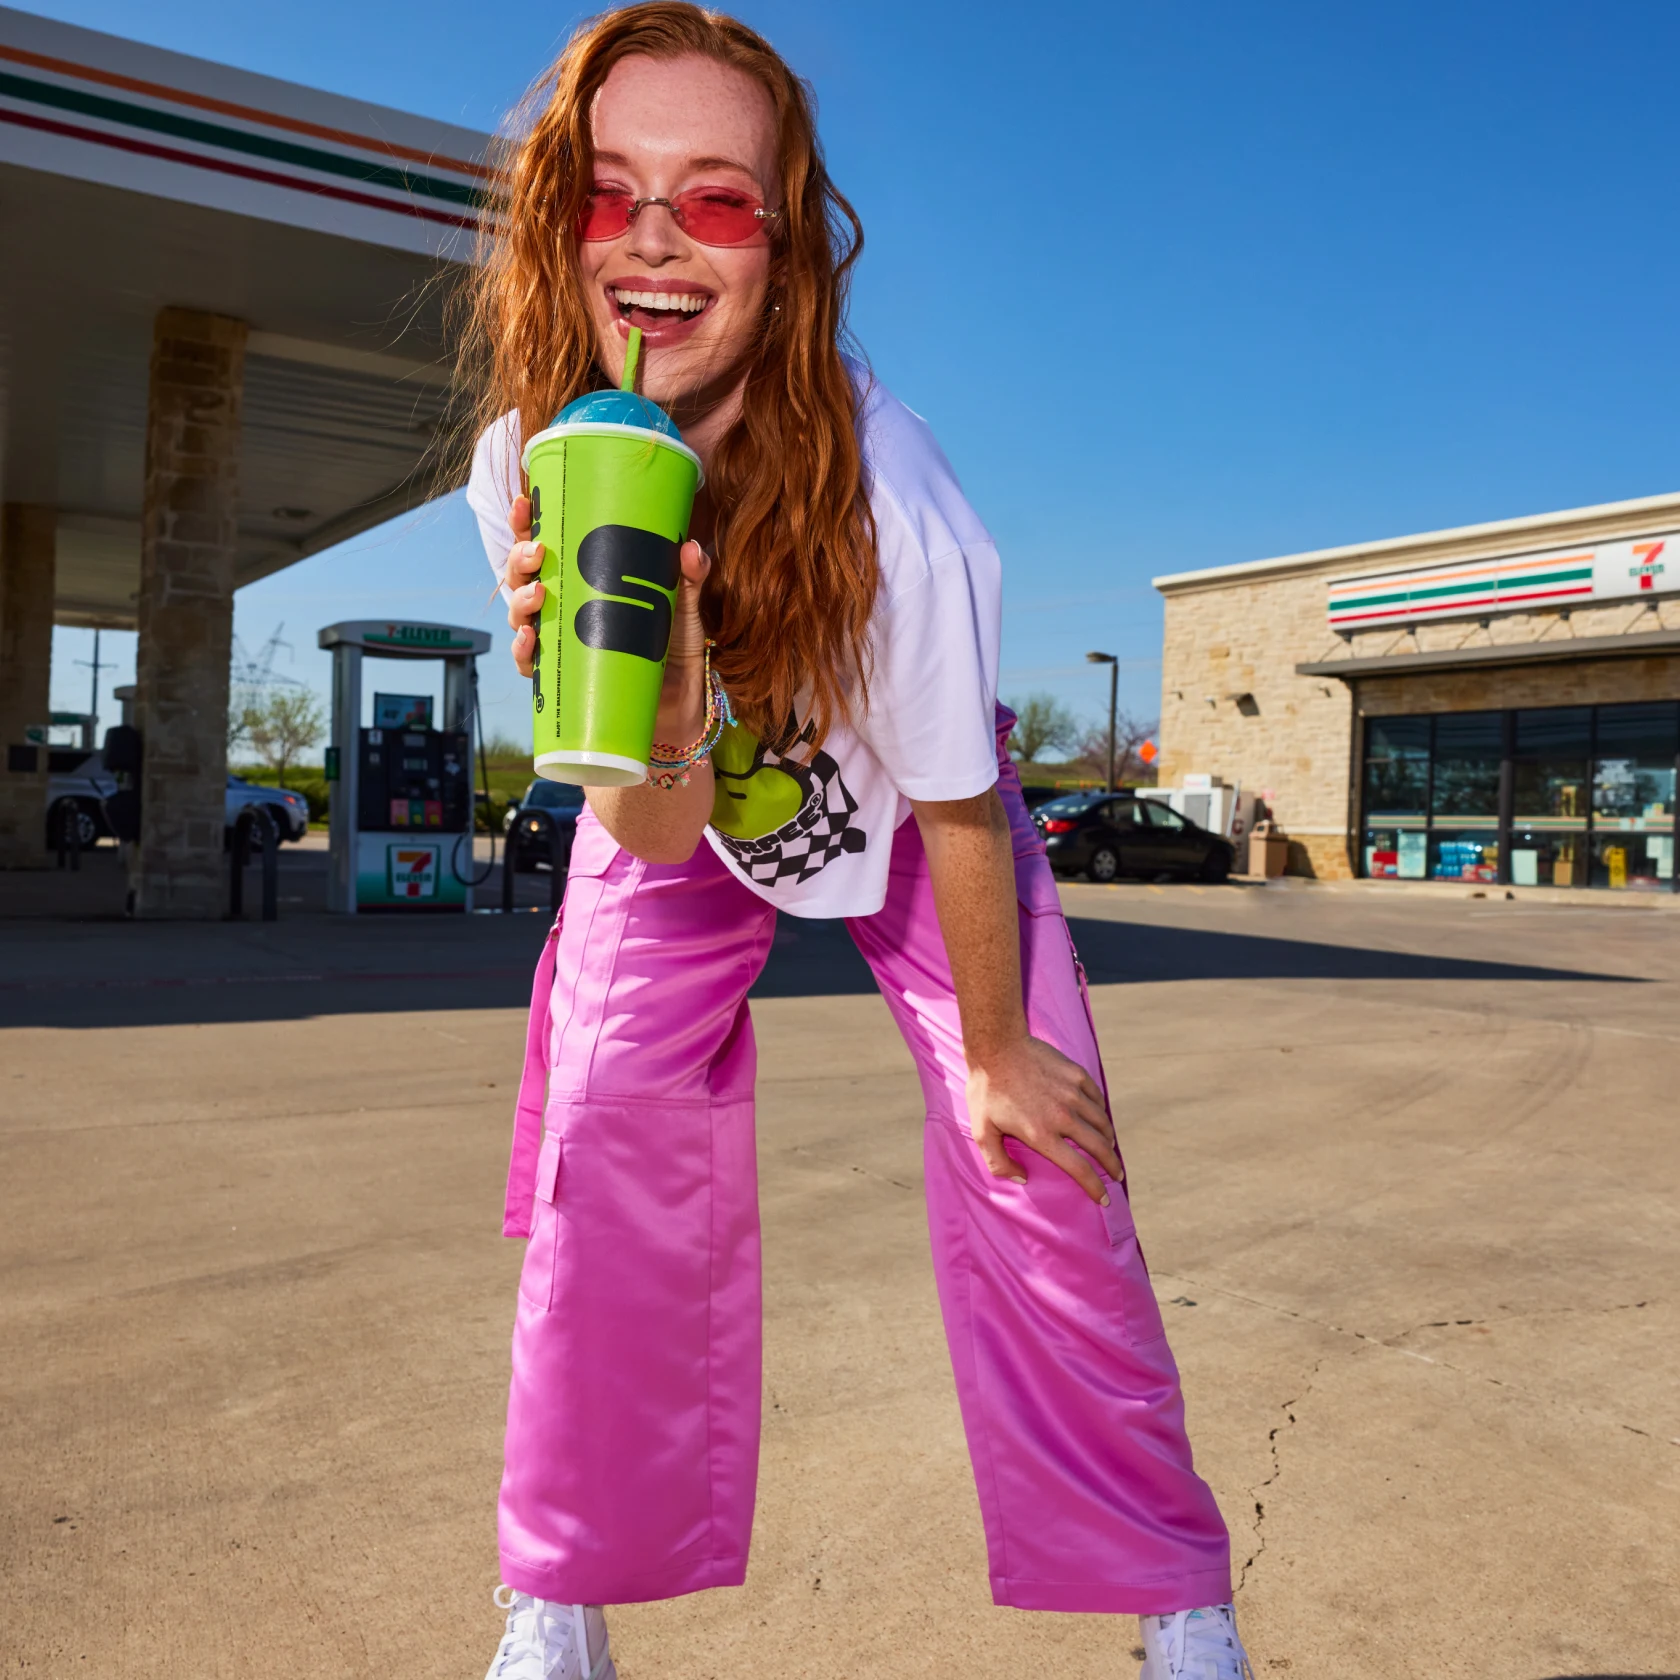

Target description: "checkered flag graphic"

left=717, top=746, right=867, bottom=887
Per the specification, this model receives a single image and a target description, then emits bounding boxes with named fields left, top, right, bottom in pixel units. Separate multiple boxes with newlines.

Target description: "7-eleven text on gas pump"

left=318, top=621, right=494, bottom=914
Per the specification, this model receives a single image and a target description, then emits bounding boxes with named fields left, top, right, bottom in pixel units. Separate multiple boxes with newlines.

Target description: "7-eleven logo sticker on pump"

left=388, top=844, right=439, bottom=899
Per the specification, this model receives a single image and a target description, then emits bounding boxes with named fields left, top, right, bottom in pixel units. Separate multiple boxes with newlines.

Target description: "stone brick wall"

left=1157, top=568, right=1359, bottom=877
left=132, top=308, right=247, bottom=919
left=1156, top=495, right=1680, bottom=879
left=0, top=503, right=56, bottom=868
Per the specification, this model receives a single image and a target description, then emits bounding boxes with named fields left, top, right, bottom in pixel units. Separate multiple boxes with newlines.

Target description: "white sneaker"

left=1138, top=1603, right=1253, bottom=1679
left=484, top=1587, right=616, bottom=1680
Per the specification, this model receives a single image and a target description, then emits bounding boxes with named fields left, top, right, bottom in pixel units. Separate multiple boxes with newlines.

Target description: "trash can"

left=1250, top=819, right=1290, bottom=879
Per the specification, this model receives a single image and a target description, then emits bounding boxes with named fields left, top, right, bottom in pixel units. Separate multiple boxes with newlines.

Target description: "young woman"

left=464, top=7, right=1250, bottom=1677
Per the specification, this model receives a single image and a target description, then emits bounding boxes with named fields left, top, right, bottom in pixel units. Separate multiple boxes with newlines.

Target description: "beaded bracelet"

left=646, top=641, right=735, bottom=790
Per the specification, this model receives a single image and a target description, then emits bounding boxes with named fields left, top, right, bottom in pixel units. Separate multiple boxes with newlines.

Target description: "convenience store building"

left=1152, top=491, right=1680, bottom=892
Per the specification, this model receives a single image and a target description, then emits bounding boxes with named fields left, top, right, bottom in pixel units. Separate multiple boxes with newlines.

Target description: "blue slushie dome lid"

left=550, top=389, right=682, bottom=438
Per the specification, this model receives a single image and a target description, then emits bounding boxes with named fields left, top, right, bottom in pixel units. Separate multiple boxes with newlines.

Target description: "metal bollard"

left=501, top=818, right=518, bottom=912
left=254, top=806, right=278, bottom=922
left=228, top=808, right=279, bottom=921
left=58, top=805, right=82, bottom=872
left=228, top=812, right=250, bottom=917
left=544, top=815, right=563, bottom=913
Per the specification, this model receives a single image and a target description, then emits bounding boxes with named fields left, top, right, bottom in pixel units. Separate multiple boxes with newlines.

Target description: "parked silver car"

left=46, top=749, right=309, bottom=848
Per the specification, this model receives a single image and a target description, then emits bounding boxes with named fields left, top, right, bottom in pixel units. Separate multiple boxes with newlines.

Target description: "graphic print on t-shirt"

left=709, top=719, right=867, bottom=887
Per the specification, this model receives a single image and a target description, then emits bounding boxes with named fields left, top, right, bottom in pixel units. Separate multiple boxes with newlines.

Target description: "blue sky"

left=43, top=0, right=1680, bottom=751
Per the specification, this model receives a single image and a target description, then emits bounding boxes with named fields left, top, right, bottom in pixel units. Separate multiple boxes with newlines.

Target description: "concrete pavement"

left=1, top=879, right=1676, bottom=1678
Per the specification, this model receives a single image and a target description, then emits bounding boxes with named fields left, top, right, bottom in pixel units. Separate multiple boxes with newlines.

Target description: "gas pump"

left=319, top=620, right=494, bottom=913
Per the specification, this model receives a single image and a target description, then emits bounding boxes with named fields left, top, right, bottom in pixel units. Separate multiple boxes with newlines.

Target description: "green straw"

left=620, top=326, right=642, bottom=393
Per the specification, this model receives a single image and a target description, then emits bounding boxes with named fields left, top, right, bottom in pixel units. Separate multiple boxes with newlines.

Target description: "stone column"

left=131, top=308, right=247, bottom=919
left=0, top=503, right=57, bottom=868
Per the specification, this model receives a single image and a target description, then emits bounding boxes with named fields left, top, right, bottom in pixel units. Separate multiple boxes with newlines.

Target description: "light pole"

left=1086, top=651, right=1118, bottom=790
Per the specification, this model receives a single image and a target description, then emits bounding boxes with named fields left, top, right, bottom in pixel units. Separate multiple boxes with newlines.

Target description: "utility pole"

left=73, top=628, right=113, bottom=748
left=1086, top=650, right=1118, bottom=790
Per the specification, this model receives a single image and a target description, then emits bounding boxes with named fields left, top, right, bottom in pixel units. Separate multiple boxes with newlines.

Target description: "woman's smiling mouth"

left=606, top=278, right=715, bottom=341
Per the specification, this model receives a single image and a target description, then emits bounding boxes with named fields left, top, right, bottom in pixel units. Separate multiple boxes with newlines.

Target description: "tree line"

left=1005, top=692, right=1157, bottom=785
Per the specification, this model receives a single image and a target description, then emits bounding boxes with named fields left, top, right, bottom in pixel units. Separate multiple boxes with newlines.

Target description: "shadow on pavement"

left=1065, top=918, right=1640, bottom=987
left=749, top=917, right=876, bottom=1000
left=2, top=904, right=1635, bottom=1032
left=0, top=910, right=880, bottom=1030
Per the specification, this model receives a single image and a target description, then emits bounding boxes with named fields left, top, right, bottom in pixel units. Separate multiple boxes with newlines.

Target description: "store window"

left=1362, top=716, right=1430, bottom=878
left=1358, top=700, right=1680, bottom=891
left=1511, top=707, right=1589, bottom=888
left=1429, top=712, right=1501, bottom=882
left=1591, top=702, right=1678, bottom=890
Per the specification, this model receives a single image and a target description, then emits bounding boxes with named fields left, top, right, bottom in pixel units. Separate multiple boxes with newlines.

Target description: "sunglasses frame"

left=577, top=189, right=782, bottom=248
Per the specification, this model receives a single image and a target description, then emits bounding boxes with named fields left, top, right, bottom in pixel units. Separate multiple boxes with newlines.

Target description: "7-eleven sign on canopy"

left=1630, top=540, right=1666, bottom=591
left=1327, top=528, right=1680, bottom=632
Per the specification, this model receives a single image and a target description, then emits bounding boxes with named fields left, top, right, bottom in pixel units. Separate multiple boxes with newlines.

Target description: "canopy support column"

left=0, top=503, right=57, bottom=868
left=131, top=307, right=247, bottom=919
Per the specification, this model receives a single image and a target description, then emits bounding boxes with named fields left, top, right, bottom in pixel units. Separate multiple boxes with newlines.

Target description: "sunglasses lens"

left=673, top=189, right=765, bottom=245
left=576, top=188, right=770, bottom=245
left=577, top=189, right=633, bottom=241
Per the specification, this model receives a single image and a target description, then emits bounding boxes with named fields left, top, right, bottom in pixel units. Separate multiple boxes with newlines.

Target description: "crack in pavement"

left=1397, top=1301, right=1652, bottom=1335
left=1155, top=1273, right=1678, bottom=1509
left=782, top=1142, right=918, bottom=1192
left=1236, top=1357, right=1325, bottom=1595
left=1159, top=1270, right=1659, bottom=1359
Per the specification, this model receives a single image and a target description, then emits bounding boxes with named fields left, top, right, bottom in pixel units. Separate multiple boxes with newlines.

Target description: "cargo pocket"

left=562, top=810, right=626, bottom=884
left=517, top=1130, right=564, bottom=1311
left=1013, top=848, right=1065, bottom=921
left=1100, top=1196, right=1168, bottom=1347
left=1013, top=844, right=1114, bottom=1106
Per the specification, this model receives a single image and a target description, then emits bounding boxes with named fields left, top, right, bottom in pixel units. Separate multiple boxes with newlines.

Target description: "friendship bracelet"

left=648, top=669, right=732, bottom=780
left=646, top=642, right=735, bottom=790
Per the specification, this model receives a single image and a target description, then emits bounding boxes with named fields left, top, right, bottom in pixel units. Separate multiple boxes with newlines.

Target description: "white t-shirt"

left=466, top=368, right=1001, bottom=919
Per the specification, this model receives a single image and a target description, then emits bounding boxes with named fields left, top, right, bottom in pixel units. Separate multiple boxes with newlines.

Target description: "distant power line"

left=230, top=626, right=308, bottom=711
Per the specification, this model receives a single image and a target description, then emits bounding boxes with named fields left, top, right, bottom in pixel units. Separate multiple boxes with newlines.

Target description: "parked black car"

left=505, top=779, right=586, bottom=872
left=1017, top=783, right=1062, bottom=810
left=1033, top=791, right=1233, bottom=883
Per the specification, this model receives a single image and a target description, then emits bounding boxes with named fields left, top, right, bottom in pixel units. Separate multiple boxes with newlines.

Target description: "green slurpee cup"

left=522, top=328, right=703, bottom=785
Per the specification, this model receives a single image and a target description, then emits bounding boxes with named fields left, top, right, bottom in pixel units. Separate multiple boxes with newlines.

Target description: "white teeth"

left=612, top=288, right=706, bottom=313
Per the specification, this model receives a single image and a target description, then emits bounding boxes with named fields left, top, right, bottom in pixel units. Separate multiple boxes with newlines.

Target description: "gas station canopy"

left=0, top=3, right=494, bottom=627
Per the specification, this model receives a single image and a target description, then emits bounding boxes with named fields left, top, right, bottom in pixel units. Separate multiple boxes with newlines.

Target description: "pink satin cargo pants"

left=497, top=715, right=1231, bottom=1615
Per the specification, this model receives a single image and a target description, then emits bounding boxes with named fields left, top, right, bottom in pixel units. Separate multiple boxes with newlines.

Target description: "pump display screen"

left=373, top=692, right=433, bottom=729
left=356, top=727, right=471, bottom=833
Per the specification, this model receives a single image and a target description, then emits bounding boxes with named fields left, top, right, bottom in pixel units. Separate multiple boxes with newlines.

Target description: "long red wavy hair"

left=462, top=1, right=877, bottom=748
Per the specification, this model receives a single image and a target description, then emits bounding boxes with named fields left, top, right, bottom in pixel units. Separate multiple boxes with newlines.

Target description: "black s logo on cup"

left=573, top=525, right=680, bottom=663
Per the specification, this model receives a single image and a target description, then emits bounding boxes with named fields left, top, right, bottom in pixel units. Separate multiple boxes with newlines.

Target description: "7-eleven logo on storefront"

left=388, top=844, right=439, bottom=899
left=1630, top=540, right=1667, bottom=590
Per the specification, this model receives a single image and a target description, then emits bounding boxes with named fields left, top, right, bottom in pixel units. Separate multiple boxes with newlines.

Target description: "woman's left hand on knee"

left=964, top=1035, right=1122, bottom=1205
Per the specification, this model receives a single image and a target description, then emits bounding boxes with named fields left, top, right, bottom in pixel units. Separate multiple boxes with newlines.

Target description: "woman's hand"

left=912, top=787, right=1123, bottom=1207
left=965, top=1034, right=1121, bottom=1205
left=655, top=537, right=713, bottom=741
left=504, top=494, right=541, bottom=678
left=503, top=494, right=712, bottom=723
left=506, top=494, right=714, bottom=867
